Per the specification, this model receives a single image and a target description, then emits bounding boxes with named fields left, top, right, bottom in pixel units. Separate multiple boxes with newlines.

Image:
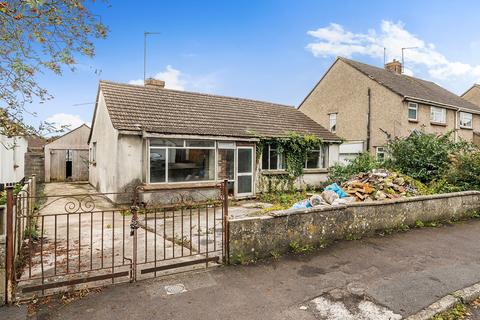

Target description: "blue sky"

left=26, top=0, right=480, bottom=131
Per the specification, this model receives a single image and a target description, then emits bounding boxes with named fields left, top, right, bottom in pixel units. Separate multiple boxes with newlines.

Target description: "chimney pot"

left=144, top=78, right=165, bottom=88
left=384, top=59, right=402, bottom=74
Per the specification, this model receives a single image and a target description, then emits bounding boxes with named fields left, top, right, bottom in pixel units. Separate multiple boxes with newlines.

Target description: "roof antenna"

left=401, top=47, right=418, bottom=74
left=144, top=31, right=161, bottom=82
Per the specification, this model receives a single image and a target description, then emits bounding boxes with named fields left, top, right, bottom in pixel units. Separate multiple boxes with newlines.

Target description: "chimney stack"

left=384, top=59, right=402, bottom=74
left=144, top=78, right=165, bottom=89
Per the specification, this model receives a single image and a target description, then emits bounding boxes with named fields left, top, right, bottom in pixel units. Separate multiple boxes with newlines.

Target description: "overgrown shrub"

left=441, top=151, right=480, bottom=191
left=384, top=132, right=473, bottom=183
left=328, top=152, right=379, bottom=183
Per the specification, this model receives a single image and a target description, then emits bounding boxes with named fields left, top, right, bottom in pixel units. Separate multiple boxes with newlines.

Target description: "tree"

left=0, top=0, right=108, bottom=137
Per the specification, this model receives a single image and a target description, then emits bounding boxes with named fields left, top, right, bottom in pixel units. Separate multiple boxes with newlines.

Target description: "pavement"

left=3, top=216, right=480, bottom=319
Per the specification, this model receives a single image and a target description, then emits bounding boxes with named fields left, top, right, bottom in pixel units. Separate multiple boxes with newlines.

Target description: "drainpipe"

left=367, top=88, right=372, bottom=152
left=454, top=110, right=459, bottom=142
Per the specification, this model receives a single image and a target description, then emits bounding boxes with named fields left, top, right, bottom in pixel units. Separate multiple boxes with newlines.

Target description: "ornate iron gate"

left=4, top=180, right=229, bottom=302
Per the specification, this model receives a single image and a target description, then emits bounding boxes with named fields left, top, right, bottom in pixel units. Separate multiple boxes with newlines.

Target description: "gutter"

left=403, top=96, right=480, bottom=115
left=367, top=88, right=372, bottom=151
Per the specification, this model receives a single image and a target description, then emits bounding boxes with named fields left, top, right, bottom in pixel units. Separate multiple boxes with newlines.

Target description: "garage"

left=44, top=124, right=90, bottom=182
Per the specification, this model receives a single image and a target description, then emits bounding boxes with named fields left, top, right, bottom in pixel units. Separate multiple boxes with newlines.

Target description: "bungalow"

left=88, top=79, right=341, bottom=202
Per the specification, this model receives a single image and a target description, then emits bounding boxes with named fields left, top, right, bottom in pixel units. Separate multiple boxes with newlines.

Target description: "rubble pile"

left=342, top=169, right=419, bottom=202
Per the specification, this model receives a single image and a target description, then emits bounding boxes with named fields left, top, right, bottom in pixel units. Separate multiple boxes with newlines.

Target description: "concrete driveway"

left=25, top=218, right=480, bottom=319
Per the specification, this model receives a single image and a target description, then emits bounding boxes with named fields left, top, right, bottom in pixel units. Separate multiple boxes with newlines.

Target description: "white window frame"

left=376, top=146, right=385, bottom=161
left=235, top=146, right=254, bottom=197
left=329, top=113, right=337, bottom=133
left=408, top=102, right=418, bottom=121
left=430, top=106, right=446, bottom=124
left=262, top=145, right=284, bottom=170
left=304, top=146, right=327, bottom=169
left=147, top=138, right=217, bottom=184
left=459, top=111, right=473, bottom=129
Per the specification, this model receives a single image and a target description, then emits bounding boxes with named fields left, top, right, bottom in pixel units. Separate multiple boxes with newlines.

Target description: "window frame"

left=304, top=146, right=327, bottom=169
left=261, top=144, right=284, bottom=170
left=375, top=146, right=385, bottom=161
left=91, top=142, right=97, bottom=162
left=430, top=106, right=446, bottom=124
left=261, top=144, right=327, bottom=171
left=407, top=102, right=418, bottom=121
left=329, top=113, right=337, bottom=133
left=459, top=111, right=473, bottom=129
left=147, top=138, right=217, bottom=184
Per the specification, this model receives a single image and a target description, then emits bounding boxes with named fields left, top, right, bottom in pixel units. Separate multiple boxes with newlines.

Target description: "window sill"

left=142, top=181, right=217, bottom=191
left=460, top=126, right=473, bottom=130
left=408, top=119, right=418, bottom=123
left=261, top=168, right=328, bottom=175
left=430, top=122, right=447, bottom=127
left=304, top=168, right=328, bottom=174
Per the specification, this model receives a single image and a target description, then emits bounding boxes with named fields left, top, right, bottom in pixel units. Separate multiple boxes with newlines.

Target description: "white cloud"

left=45, top=113, right=89, bottom=131
left=129, top=65, right=220, bottom=92
left=306, top=21, right=480, bottom=88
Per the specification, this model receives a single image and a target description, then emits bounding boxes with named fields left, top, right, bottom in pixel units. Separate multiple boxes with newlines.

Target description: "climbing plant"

left=257, top=132, right=322, bottom=178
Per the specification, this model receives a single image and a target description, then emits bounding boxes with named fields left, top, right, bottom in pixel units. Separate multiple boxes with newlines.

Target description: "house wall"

left=299, top=59, right=403, bottom=154
left=0, top=135, right=28, bottom=184
left=89, top=91, right=119, bottom=195
left=462, top=85, right=480, bottom=107
left=45, top=124, right=90, bottom=182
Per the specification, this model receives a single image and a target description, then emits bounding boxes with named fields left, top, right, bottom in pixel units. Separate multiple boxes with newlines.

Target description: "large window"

left=149, top=139, right=215, bottom=183
left=261, top=145, right=284, bottom=170
left=408, top=102, right=418, bottom=121
left=430, top=106, right=446, bottom=124
left=329, top=113, right=337, bottom=133
left=262, top=144, right=326, bottom=170
left=459, top=112, right=473, bottom=128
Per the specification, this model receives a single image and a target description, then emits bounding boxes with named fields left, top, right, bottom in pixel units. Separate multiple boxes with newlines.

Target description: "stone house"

left=299, top=57, right=480, bottom=161
left=88, top=80, right=341, bottom=202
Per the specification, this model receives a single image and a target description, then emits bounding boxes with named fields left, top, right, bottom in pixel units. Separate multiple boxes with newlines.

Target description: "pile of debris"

left=342, top=169, right=419, bottom=202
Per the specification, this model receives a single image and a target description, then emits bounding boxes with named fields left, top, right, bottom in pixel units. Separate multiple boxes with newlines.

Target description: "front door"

left=236, top=147, right=254, bottom=197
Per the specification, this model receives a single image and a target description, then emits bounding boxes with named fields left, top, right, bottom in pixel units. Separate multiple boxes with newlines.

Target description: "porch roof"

left=98, top=81, right=341, bottom=142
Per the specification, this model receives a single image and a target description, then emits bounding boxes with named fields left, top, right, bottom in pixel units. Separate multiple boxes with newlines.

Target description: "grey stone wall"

left=229, top=191, right=480, bottom=263
left=24, top=151, right=45, bottom=183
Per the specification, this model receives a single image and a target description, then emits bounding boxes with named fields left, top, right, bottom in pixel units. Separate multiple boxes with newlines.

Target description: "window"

left=305, top=147, right=327, bottom=169
left=376, top=147, right=385, bottom=161
left=430, top=106, right=446, bottom=124
left=261, top=145, right=284, bottom=170
left=408, top=102, right=418, bottom=121
left=261, top=144, right=327, bottom=170
left=329, top=113, right=337, bottom=133
left=459, top=112, right=473, bottom=128
left=91, top=142, right=97, bottom=162
left=149, top=139, right=216, bottom=183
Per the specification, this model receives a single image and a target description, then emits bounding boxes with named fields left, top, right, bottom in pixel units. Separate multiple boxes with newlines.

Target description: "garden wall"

left=229, top=191, right=480, bottom=263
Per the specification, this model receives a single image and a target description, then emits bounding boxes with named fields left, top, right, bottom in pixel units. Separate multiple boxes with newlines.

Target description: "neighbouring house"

left=44, top=124, right=90, bottom=182
left=299, top=57, right=480, bottom=162
left=461, top=84, right=480, bottom=146
left=24, top=135, right=47, bottom=183
left=0, top=134, right=28, bottom=187
left=88, top=79, right=341, bottom=203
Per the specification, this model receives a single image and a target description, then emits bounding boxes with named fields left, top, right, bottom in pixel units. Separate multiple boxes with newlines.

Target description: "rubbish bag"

left=290, top=199, right=312, bottom=210
left=321, top=190, right=339, bottom=204
left=325, top=182, right=348, bottom=198
left=310, top=195, right=327, bottom=207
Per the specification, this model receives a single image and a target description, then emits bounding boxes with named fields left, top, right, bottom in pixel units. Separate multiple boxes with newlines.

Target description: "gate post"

left=129, top=188, right=140, bottom=282
left=222, top=180, right=230, bottom=265
left=5, top=186, right=14, bottom=304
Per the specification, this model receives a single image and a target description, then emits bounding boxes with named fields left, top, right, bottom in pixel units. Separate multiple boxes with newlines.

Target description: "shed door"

left=50, top=150, right=66, bottom=182
left=72, top=150, right=89, bottom=181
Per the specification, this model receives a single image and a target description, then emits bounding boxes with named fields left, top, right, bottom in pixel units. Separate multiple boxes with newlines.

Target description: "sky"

left=24, top=0, right=480, bottom=132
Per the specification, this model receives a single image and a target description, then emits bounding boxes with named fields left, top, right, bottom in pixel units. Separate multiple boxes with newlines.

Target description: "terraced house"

left=88, top=79, right=341, bottom=202
left=299, top=57, right=480, bottom=161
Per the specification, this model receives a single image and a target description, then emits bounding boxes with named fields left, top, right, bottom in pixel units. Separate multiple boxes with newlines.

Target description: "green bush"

left=384, top=132, right=473, bottom=183
left=441, top=151, right=480, bottom=191
left=328, top=152, right=379, bottom=183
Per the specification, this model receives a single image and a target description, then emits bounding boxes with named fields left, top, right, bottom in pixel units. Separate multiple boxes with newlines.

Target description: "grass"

left=431, top=303, right=468, bottom=320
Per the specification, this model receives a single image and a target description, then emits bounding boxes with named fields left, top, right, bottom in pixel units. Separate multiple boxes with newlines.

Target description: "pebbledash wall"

left=228, top=191, right=480, bottom=263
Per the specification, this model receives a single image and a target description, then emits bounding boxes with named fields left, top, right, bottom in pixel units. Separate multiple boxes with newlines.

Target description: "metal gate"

left=4, top=180, right=229, bottom=303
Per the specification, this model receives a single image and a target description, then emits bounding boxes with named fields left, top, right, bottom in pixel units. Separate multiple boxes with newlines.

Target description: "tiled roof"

left=98, top=81, right=340, bottom=141
left=340, top=57, right=480, bottom=112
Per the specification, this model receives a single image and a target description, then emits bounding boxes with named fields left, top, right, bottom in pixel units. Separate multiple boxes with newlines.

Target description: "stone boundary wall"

left=229, top=191, right=480, bottom=263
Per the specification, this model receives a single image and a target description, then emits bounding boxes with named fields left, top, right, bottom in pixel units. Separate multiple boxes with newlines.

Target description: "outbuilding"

left=44, top=124, right=90, bottom=182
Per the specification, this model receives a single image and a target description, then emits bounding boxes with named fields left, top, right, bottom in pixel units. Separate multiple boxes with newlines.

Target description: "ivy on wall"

left=256, top=132, right=323, bottom=178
